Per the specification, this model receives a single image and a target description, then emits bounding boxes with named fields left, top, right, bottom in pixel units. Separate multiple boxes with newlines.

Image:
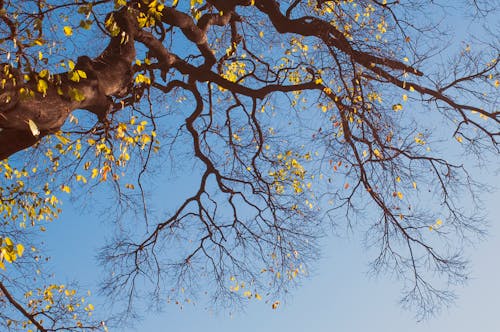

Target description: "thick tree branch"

left=0, top=8, right=137, bottom=160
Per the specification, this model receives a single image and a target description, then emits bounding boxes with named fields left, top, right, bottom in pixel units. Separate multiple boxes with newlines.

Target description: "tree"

left=0, top=0, right=498, bottom=330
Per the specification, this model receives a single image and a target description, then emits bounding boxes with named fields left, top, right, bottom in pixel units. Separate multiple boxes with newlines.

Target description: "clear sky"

left=45, top=169, right=499, bottom=332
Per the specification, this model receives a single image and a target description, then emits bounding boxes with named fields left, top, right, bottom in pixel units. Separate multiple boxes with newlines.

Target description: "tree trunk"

left=0, top=8, right=137, bottom=160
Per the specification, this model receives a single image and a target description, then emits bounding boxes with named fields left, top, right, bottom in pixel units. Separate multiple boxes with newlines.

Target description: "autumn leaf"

left=63, top=26, right=73, bottom=36
left=60, top=185, right=71, bottom=193
left=27, top=119, right=40, bottom=137
left=16, top=244, right=24, bottom=257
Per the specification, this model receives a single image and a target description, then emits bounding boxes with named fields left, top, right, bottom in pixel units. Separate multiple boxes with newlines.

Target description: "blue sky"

left=45, top=169, right=499, bottom=332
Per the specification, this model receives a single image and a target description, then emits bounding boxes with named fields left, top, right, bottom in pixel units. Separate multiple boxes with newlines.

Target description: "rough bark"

left=0, top=8, right=137, bottom=160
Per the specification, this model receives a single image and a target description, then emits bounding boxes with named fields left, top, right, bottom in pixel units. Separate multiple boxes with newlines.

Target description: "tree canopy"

left=0, top=0, right=498, bottom=330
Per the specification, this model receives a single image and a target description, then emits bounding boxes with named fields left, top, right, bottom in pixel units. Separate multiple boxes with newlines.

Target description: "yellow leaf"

left=243, top=291, right=252, bottom=298
left=259, top=31, right=264, bottom=38
left=63, top=26, right=73, bottom=36
left=3, top=251, right=13, bottom=263
left=55, top=131, right=71, bottom=145
left=37, top=79, right=48, bottom=95
left=60, top=185, right=71, bottom=193
left=76, top=70, right=87, bottom=79
left=392, top=104, right=403, bottom=112
left=115, top=0, right=127, bottom=7
left=272, top=301, right=280, bottom=309
left=39, top=69, right=49, bottom=78
left=76, top=175, right=87, bottom=183
left=16, top=244, right=24, bottom=257
left=4, top=237, right=13, bottom=246
left=69, top=71, right=80, bottom=82
left=172, top=0, right=179, bottom=6
left=28, top=119, right=40, bottom=137
left=255, top=293, right=262, bottom=300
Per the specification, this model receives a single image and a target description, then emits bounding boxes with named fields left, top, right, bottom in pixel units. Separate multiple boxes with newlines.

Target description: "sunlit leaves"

left=61, top=116, right=160, bottom=188
left=220, top=61, right=247, bottom=84
left=69, top=69, right=87, bottom=82
left=429, top=219, right=443, bottom=231
left=268, top=150, right=312, bottom=195
left=135, top=73, right=151, bottom=85
left=60, top=185, right=71, bottom=193
left=0, top=160, right=61, bottom=226
left=148, top=0, right=165, bottom=18
left=392, top=103, right=403, bottom=112
left=10, top=284, right=101, bottom=330
left=105, top=13, right=121, bottom=36
left=63, top=26, right=73, bottom=36
left=115, top=0, right=127, bottom=8
left=136, top=0, right=166, bottom=28
left=27, top=119, right=40, bottom=137
left=190, top=0, right=203, bottom=7
left=414, top=133, right=426, bottom=145
left=0, top=237, right=24, bottom=269
left=36, top=78, right=48, bottom=96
